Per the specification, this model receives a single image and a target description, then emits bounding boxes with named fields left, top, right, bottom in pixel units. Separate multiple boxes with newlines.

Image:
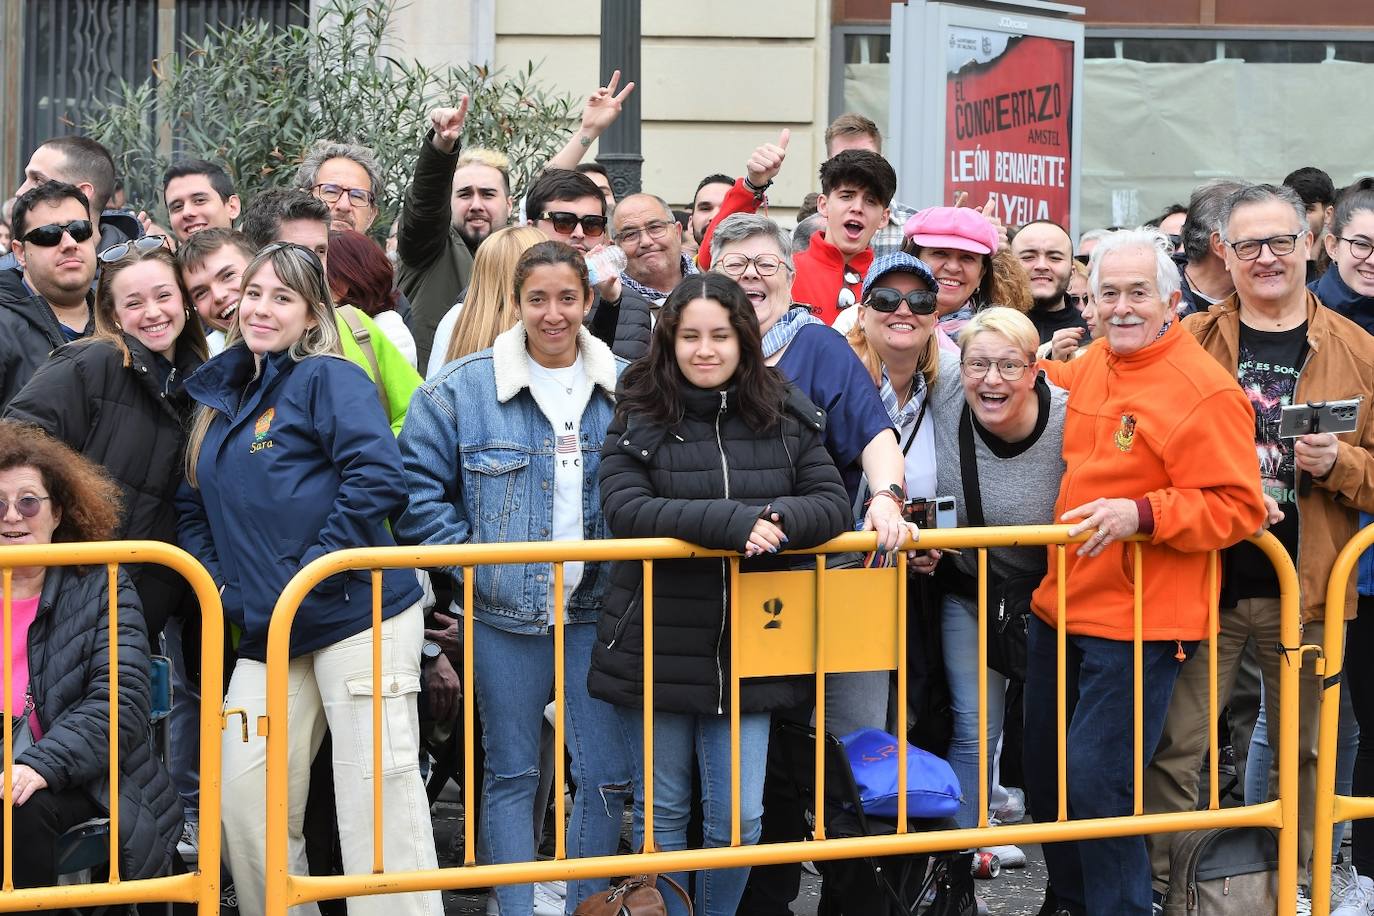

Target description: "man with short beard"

left=1013, top=219, right=1087, bottom=345
left=0, top=182, right=98, bottom=408
left=395, top=101, right=478, bottom=370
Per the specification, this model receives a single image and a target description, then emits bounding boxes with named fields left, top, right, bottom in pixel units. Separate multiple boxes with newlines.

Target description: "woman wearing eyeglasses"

left=923, top=307, right=1066, bottom=838
left=5, top=240, right=206, bottom=638
left=176, top=242, right=438, bottom=916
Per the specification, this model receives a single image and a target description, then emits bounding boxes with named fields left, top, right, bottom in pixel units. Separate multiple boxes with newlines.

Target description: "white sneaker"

left=978, top=843, right=1026, bottom=868
left=177, top=819, right=199, bottom=862
left=1297, top=885, right=1314, bottom=916
left=1333, top=868, right=1374, bottom=916
left=532, top=880, right=566, bottom=916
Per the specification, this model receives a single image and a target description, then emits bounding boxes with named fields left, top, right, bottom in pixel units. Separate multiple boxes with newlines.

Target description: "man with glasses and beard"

left=1146, top=184, right=1374, bottom=913
left=0, top=182, right=99, bottom=408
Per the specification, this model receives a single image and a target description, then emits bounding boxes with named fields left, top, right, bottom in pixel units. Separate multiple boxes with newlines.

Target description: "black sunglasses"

left=259, top=240, right=325, bottom=276
left=539, top=211, right=608, bottom=237
left=98, top=235, right=169, bottom=263
left=865, top=287, right=939, bottom=315
left=21, top=219, right=94, bottom=247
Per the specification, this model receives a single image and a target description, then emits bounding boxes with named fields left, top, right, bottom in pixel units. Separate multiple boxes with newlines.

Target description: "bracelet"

left=743, top=176, right=773, bottom=195
left=865, top=489, right=904, bottom=510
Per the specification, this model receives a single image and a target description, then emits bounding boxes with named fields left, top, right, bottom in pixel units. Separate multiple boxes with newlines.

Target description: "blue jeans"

left=1023, top=615, right=1193, bottom=916
left=1246, top=672, right=1358, bottom=861
left=472, top=620, right=632, bottom=916
left=942, top=593, right=1009, bottom=828
left=617, top=708, right=771, bottom=916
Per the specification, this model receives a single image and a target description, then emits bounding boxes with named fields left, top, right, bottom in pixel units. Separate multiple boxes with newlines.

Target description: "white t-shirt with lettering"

left=528, top=355, right=589, bottom=623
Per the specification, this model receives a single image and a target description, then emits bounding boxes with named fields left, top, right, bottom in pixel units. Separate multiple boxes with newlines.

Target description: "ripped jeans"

left=472, top=619, right=632, bottom=915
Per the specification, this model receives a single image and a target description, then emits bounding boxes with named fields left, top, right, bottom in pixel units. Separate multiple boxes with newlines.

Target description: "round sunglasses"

left=0, top=495, right=51, bottom=519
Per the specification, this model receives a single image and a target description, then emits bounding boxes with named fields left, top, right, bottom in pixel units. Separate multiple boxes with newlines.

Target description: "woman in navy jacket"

left=175, top=242, right=437, bottom=916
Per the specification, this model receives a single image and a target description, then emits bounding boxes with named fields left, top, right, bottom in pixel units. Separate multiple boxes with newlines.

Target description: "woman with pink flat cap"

left=901, top=207, right=1032, bottom=341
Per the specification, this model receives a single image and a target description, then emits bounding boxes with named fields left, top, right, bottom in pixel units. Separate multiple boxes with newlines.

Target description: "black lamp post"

left=595, top=0, right=642, bottom=197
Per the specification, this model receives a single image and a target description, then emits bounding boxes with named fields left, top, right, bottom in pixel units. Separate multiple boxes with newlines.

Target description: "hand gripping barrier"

left=1313, top=522, right=1374, bottom=916
left=0, top=541, right=224, bottom=915
left=260, top=527, right=1300, bottom=915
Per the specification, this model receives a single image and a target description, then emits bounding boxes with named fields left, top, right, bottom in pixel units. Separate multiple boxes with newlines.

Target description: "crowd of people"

left=2, top=71, right=1374, bottom=916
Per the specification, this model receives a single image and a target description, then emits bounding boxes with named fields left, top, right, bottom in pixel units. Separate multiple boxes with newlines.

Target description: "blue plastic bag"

left=840, top=727, right=961, bottom=819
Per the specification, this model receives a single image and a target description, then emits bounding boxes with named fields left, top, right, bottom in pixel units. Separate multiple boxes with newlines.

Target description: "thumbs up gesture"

left=746, top=129, right=791, bottom=189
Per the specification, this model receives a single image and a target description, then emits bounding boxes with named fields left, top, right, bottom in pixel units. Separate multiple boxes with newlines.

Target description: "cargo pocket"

left=343, top=671, right=423, bottom=778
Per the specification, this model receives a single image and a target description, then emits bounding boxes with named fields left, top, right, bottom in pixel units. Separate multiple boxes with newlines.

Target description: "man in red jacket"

left=697, top=131, right=895, bottom=325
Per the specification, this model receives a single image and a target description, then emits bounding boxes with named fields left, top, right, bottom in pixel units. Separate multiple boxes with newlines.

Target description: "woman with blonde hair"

left=426, top=225, right=546, bottom=377
left=176, top=241, right=439, bottom=916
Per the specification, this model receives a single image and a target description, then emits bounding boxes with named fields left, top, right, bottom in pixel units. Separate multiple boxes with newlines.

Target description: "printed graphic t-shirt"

left=1226, top=321, right=1307, bottom=600
left=529, top=356, right=589, bottom=622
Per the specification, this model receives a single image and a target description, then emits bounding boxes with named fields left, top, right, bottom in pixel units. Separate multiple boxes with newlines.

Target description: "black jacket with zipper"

left=5, top=335, right=204, bottom=635
left=19, top=566, right=181, bottom=880
left=0, top=268, right=93, bottom=411
left=590, top=381, right=850, bottom=715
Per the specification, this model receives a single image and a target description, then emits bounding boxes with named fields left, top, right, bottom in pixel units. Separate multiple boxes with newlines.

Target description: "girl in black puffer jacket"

left=591, top=273, right=849, bottom=916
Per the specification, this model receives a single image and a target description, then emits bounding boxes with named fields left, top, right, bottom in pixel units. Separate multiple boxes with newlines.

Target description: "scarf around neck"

left=761, top=306, right=825, bottom=358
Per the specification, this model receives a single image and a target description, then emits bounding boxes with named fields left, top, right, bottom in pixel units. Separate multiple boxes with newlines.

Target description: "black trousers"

left=1346, top=596, right=1374, bottom=874
left=2, top=786, right=101, bottom=911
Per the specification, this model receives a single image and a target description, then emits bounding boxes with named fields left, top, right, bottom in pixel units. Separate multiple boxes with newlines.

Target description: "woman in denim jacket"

left=397, top=241, right=631, bottom=916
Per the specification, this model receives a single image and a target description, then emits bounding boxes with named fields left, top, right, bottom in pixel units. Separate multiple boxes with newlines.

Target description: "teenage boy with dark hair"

left=176, top=227, right=257, bottom=354
left=162, top=159, right=241, bottom=242
left=697, top=133, right=896, bottom=325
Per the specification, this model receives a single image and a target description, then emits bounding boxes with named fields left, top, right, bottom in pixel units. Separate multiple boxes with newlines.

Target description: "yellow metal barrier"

left=0, top=541, right=223, bottom=915
left=261, top=527, right=1300, bottom=914
left=1313, top=523, right=1374, bottom=916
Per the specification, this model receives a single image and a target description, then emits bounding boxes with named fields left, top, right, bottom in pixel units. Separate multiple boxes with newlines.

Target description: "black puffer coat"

left=591, top=382, right=850, bottom=715
left=19, top=566, right=181, bottom=879
left=0, top=270, right=92, bottom=411
left=5, top=336, right=204, bottom=634
left=587, top=289, right=653, bottom=361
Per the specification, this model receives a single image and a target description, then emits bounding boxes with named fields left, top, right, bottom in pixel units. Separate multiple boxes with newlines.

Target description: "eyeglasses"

left=1066, top=293, right=1089, bottom=309
left=717, top=253, right=787, bottom=278
left=615, top=220, right=671, bottom=247
left=540, top=211, right=608, bottom=238
left=0, top=495, right=51, bottom=519
left=99, top=235, right=169, bottom=263
left=865, top=287, right=938, bottom=314
left=311, top=183, right=376, bottom=208
left=259, top=240, right=325, bottom=278
left=960, top=358, right=1030, bottom=381
left=1226, top=234, right=1301, bottom=261
left=20, top=219, right=94, bottom=247
left=1340, top=237, right=1374, bottom=262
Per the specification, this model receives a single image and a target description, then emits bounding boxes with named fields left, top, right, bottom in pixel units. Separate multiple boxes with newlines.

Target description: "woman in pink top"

left=0, top=421, right=181, bottom=886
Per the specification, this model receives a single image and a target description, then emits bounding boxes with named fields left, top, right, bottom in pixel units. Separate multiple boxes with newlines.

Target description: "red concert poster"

left=944, top=30, right=1074, bottom=227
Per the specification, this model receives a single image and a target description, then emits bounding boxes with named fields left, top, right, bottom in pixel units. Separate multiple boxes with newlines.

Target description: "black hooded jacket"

left=5, top=336, right=204, bottom=634
left=590, top=382, right=850, bottom=715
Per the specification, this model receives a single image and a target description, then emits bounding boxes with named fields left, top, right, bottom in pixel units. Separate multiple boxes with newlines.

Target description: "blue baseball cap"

left=862, top=251, right=938, bottom=299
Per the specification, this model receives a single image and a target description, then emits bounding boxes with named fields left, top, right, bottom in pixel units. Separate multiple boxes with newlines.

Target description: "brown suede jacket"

left=1184, top=291, right=1374, bottom=622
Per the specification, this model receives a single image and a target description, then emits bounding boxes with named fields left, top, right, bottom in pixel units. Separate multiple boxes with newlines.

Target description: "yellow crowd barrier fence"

left=260, top=526, right=1303, bottom=916
left=1314, top=523, right=1374, bottom=916
left=0, top=541, right=224, bottom=915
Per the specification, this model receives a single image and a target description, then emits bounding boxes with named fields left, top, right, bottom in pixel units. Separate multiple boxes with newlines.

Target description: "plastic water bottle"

left=585, top=245, right=627, bottom=287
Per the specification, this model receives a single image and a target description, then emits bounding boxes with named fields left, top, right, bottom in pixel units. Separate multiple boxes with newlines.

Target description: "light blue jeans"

left=471, top=619, right=632, bottom=916
left=942, top=593, right=1009, bottom=828
left=1246, top=674, right=1358, bottom=861
left=617, top=708, right=772, bottom=916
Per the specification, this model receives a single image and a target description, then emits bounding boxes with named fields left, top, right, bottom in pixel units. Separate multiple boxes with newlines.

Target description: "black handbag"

left=957, top=405, right=1036, bottom=682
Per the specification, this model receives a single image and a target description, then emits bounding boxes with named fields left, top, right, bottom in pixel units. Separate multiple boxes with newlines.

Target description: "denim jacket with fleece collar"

left=396, top=323, right=626, bottom=634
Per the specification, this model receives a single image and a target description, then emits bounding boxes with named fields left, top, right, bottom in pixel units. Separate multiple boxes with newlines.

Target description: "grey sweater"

left=930, top=351, right=1067, bottom=582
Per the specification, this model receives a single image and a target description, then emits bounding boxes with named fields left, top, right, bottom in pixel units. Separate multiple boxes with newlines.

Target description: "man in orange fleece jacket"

left=1032, top=228, right=1265, bottom=916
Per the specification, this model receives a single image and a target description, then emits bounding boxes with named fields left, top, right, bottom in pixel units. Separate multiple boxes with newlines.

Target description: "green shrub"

left=87, top=0, right=576, bottom=235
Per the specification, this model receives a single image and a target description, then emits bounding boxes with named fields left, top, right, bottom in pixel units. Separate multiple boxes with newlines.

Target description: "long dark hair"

left=617, top=273, right=787, bottom=432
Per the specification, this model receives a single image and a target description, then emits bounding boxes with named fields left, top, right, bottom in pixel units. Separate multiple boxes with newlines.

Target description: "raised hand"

left=746, top=129, right=791, bottom=189
left=428, top=96, right=471, bottom=154
left=579, top=69, right=636, bottom=137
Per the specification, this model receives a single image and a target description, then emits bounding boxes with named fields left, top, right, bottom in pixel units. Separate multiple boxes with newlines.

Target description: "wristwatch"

left=421, top=641, right=443, bottom=663
left=888, top=483, right=907, bottom=502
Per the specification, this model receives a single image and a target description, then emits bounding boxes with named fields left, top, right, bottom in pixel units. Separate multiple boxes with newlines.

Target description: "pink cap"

left=903, top=207, right=999, bottom=255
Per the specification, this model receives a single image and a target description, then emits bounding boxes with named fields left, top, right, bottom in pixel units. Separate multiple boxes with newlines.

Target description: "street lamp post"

left=596, top=0, right=642, bottom=198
